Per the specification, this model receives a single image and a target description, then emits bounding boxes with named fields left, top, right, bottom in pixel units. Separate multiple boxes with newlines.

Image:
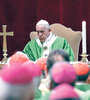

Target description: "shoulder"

left=52, top=34, right=70, bottom=48
left=23, top=39, right=37, bottom=50
left=26, top=39, right=36, bottom=46
left=53, top=34, right=67, bottom=43
left=52, top=33, right=66, bottom=41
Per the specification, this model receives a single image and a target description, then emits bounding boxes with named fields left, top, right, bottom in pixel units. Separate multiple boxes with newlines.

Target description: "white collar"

left=35, top=32, right=57, bottom=57
left=44, top=32, right=52, bottom=44
left=35, top=32, right=57, bottom=48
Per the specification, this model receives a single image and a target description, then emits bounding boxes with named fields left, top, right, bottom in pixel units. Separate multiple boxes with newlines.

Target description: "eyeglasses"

left=36, top=30, right=44, bottom=33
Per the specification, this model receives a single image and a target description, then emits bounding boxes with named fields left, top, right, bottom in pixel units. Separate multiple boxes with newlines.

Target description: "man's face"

left=36, top=25, right=50, bottom=42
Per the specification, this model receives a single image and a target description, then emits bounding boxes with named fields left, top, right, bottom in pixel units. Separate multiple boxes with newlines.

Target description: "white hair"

left=36, top=19, right=50, bottom=29
left=0, top=77, right=34, bottom=100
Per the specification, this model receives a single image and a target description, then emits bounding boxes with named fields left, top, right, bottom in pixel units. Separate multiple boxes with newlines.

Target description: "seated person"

left=23, top=19, right=74, bottom=61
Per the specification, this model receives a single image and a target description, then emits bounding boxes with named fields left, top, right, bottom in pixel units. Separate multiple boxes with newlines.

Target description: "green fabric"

left=41, top=42, right=43, bottom=45
left=39, top=91, right=51, bottom=100
left=80, top=90, right=90, bottom=100
left=33, top=89, right=42, bottom=100
left=23, top=36, right=74, bottom=61
left=75, top=83, right=90, bottom=92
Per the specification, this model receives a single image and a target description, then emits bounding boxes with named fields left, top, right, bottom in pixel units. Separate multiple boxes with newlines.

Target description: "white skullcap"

left=36, top=19, right=50, bottom=29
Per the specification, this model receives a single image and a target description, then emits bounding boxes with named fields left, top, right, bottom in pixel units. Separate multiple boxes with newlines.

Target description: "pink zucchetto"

left=51, top=62, right=76, bottom=84
left=49, top=83, right=79, bottom=100
left=0, top=63, right=35, bottom=84
left=23, top=60, right=42, bottom=77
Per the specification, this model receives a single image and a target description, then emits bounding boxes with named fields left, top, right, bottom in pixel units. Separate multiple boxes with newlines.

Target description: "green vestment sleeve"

left=23, top=39, right=43, bottom=61
left=23, top=41, right=35, bottom=61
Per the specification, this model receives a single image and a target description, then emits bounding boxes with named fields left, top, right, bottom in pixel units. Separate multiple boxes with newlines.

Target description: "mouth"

left=39, top=38, right=45, bottom=42
left=39, top=36, right=44, bottom=39
left=38, top=35, right=45, bottom=42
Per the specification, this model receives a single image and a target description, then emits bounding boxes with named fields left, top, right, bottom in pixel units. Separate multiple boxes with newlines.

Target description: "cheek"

left=39, top=34, right=46, bottom=38
left=38, top=33, right=44, bottom=36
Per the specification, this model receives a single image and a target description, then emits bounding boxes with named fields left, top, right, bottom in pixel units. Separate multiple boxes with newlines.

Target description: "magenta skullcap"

left=23, top=61, right=42, bottom=77
left=0, top=63, right=35, bottom=85
left=49, top=83, right=79, bottom=100
left=51, top=62, right=76, bottom=84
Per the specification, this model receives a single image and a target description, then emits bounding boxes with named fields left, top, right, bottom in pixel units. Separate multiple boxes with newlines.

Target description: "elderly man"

left=23, top=19, right=74, bottom=61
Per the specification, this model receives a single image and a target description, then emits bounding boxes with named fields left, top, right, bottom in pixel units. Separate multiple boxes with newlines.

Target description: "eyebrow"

left=36, top=30, right=44, bottom=33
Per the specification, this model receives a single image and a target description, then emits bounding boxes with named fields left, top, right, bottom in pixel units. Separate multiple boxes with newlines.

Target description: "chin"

left=40, top=40, right=45, bottom=42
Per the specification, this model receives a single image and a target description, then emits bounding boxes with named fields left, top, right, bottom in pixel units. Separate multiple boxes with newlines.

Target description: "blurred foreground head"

left=35, top=57, right=47, bottom=71
left=47, top=49, right=70, bottom=71
left=0, top=62, right=42, bottom=100
left=7, top=51, right=31, bottom=66
left=49, top=83, right=80, bottom=100
left=73, top=62, right=89, bottom=82
left=49, top=62, right=77, bottom=89
left=23, top=61, right=42, bottom=89
left=35, top=57, right=47, bottom=77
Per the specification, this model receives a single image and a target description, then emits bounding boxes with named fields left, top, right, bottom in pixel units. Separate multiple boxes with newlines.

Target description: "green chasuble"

left=23, top=33, right=74, bottom=61
left=75, top=83, right=90, bottom=92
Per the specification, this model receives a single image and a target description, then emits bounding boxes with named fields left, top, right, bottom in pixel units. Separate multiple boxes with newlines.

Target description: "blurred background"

left=0, top=0, right=90, bottom=61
